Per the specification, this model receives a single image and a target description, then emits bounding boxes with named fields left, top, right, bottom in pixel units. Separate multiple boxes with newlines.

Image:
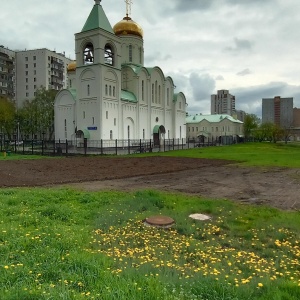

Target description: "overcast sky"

left=1, top=0, right=300, bottom=117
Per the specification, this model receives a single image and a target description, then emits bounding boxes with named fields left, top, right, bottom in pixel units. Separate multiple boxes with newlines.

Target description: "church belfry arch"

left=104, top=43, right=114, bottom=66
left=83, top=42, right=94, bottom=65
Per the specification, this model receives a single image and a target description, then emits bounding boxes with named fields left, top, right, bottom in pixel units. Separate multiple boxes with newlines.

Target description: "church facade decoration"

left=54, top=0, right=187, bottom=145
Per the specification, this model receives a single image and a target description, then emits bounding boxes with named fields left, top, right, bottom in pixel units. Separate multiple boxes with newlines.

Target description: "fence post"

left=84, top=138, right=87, bottom=156
left=163, top=138, right=166, bottom=152
left=149, top=139, right=152, bottom=152
left=182, top=138, right=184, bottom=149
left=128, top=139, right=130, bottom=155
left=139, top=139, right=142, bottom=153
left=172, top=138, right=175, bottom=151
left=66, top=139, right=68, bottom=157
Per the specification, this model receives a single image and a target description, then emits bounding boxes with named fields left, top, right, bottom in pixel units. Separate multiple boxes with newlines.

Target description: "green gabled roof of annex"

left=186, top=114, right=243, bottom=124
left=82, top=3, right=114, bottom=34
left=121, top=90, right=137, bottom=103
left=68, top=88, right=77, bottom=100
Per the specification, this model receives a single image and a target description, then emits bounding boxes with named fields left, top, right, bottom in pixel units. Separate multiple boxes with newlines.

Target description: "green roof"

left=186, top=114, right=243, bottom=124
left=82, top=3, right=114, bottom=33
left=121, top=90, right=137, bottom=103
left=68, top=88, right=77, bottom=100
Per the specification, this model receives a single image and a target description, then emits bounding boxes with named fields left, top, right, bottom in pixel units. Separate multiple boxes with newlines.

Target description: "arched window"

left=105, top=85, right=108, bottom=95
left=155, top=81, right=158, bottom=103
left=129, top=45, right=132, bottom=62
left=158, top=85, right=161, bottom=104
left=151, top=84, right=154, bottom=103
left=141, top=80, right=144, bottom=101
left=127, top=125, right=130, bottom=139
left=83, top=43, right=94, bottom=64
left=104, top=44, right=114, bottom=65
left=113, top=86, right=115, bottom=97
left=139, top=47, right=142, bottom=64
left=109, top=86, right=112, bottom=96
left=87, top=84, right=90, bottom=96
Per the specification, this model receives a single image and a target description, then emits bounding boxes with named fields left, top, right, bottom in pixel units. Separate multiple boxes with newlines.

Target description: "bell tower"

left=74, top=0, right=122, bottom=140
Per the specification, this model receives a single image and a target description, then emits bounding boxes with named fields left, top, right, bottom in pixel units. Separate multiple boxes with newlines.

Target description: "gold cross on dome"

left=125, top=0, right=133, bottom=17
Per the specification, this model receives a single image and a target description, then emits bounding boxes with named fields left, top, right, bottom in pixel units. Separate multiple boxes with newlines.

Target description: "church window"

left=83, top=42, right=94, bottom=64
left=110, top=130, right=113, bottom=140
left=25, top=57, right=28, bottom=61
left=83, top=111, right=86, bottom=119
left=141, top=80, right=144, bottom=101
left=167, top=88, right=170, bottom=106
left=33, top=56, right=36, bottom=60
left=26, top=85, right=28, bottom=90
left=129, top=45, right=132, bottom=62
left=155, top=81, right=158, bottom=103
left=34, top=63, right=36, bottom=68
left=64, top=119, right=67, bottom=138
left=26, top=78, right=28, bottom=83
left=139, top=47, right=142, bottom=64
left=34, top=70, right=36, bottom=75
left=151, top=84, right=154, bottom=103
left=105, top=85, right=108, bottom=95
left=109, top=86, right=112, bottom=96
left=34, top=78, right=36, bottom=82
left=158, top=85, right=161, bottom=104
left=87, top=84, right=90, bottom=96
left=106, top=111, right=108, bottom=119
left=25, top=64, right=28, bottom=68
left=25, top=71, right=28, bottom=76
left=113, top=86, right=115, bottom=97
left=104, top=44, right=114, bottom=65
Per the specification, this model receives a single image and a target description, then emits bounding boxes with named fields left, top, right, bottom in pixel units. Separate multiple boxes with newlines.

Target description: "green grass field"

left=0, top=142, right=300, bottom=299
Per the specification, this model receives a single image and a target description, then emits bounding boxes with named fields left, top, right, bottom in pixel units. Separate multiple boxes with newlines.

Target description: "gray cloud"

left=215, top=75, right=224, bottom=80
left=189, top=73, right=216, bottom=101
left=225, top=38, right=253, bottom=52
left=236, top=68, right=252, bottom=76
left=232, top=82, right=300, bottom=117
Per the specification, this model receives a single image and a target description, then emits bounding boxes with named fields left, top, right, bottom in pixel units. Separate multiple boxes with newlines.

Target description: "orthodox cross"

left=125, top=0, right=133, bottom=17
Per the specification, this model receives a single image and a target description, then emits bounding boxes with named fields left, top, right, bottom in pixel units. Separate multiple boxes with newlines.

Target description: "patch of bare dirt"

left=0, top=156, right=299, bottom=210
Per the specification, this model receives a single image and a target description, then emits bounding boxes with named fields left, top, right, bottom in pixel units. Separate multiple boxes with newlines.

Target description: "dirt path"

left=0, top=156, right=299, bottom=210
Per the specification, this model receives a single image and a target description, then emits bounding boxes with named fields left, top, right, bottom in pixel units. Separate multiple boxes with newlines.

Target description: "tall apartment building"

left=262, top=96, right=293, bottom=128
left=211, top=89, right=236, bottom=115
left=0, top=46, right=15, bottom=100
left=15, top=48, right=71, bottom=108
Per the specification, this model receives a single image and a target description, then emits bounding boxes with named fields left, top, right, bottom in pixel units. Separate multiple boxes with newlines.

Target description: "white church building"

left=54, top=0, right=187, bottom=146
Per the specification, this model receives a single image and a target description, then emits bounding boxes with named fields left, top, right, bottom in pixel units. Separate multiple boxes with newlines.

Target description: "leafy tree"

left=0, top=96, right=16, bottom=139
left=18, top=87, right=57, bottom=140
left=243, top=114, right=259, bottom=141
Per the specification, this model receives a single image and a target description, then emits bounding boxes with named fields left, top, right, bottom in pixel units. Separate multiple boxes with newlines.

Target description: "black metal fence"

left=0, top=137, right=226, bottom=157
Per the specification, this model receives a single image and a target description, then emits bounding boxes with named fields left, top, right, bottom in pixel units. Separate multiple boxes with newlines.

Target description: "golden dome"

left=113, top=16, right=143, bottom=38
left=67, top=61, right=76, bottom=72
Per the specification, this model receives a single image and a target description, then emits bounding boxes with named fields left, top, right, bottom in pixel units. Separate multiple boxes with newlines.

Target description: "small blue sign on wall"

left=87, top=127, right=97, bottom=130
